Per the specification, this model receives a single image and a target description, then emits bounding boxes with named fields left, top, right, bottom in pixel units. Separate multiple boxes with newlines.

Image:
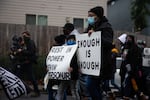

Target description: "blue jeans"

left=56, top=80, right=79, bottom=100
left=86, top=76, right=102, bottom=100
left=47, top=80, right=55, bottom=100
left=47, top=80, right=66, bottom=100
left=79, top=74, right=91, bottom=99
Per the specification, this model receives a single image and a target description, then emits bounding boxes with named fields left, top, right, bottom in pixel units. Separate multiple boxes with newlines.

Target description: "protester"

left=9, top=35, right=24, bottom=75
left=110, top=44, right=121, bottom=92
left=121, top=35, right=145, bottom=99
left=140, top=43, right=150, bottom=98
left=117, top=33, right=127, bottom=97
left=63, top=23, right=80, bottom=36
left=85, top=6, right=113, bottom=100
left=16, top=31, right=40, bottom=97
left=56, top=35, right=80, bottom=100
left=46, top=34, right=66, bottom=100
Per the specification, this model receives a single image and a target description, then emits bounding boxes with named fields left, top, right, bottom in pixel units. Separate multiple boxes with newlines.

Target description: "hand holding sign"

left=76, top=31, right=101, bottom=76
left=46, top=45, right=78, bottom=80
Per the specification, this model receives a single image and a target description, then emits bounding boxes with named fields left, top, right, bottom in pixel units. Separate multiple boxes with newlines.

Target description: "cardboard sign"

left=46, top=44, right=78, bottom=80
left=143, top=48, right=150, bottom=67
left=76, top=31, right=101, bottom=76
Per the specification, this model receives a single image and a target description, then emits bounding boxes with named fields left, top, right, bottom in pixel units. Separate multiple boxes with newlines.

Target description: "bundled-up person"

left=110, top=44, right=121, bottom=92
left=117, top=33, right=127, bottom=97
left=56, top=35, right=80, bottom=100
left=9, top=35, right=24, bottom=75
left=16, top=31, right=40, bottom=97
left=85, top=6, right=113, bottom=100
left=46, top=34, right=66, bottom=100
left=122, top=35, right=146, bottom=99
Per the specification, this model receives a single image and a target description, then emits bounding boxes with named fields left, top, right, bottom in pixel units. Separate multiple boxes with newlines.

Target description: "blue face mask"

left=87, top=17, right=95, bottom=25
left=67, top=40, right=76, bottom=45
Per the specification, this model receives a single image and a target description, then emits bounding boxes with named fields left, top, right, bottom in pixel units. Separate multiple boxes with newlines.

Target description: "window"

left=73, top=18, right=84, bottom=29
left=38, top=15, right=48, bottom=26
left=26, top=14, right=48, bottom=26
left=73, top=18, right=88, bottom=32
left=26, top=14, right=36, bottom=25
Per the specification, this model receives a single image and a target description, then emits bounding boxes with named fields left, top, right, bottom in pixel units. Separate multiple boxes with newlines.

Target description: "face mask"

left=67, top=40, right=76, bottom=45
left=87, top=17, right=95, bottom=25
left=23, top=36, right=30, bottom=43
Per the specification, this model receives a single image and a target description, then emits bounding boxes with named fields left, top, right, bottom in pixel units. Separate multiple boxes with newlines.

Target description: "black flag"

left=0, top=67, right=29, bottom=100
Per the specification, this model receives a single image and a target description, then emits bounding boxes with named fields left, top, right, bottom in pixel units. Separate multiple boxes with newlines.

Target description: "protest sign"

left=0, top=67, right=28, bottom=100
left=143, top=48, right=150, bottom=67
left=76, top=31, right=101, bottom=76
left=46, top=44, right=78, bottom=80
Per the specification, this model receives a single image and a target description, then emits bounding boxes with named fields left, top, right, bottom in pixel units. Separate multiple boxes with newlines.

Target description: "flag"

left=0, top=67, right=29, bottom=100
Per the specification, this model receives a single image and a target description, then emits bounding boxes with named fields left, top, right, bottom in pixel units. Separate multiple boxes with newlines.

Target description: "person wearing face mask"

left=62, top=23, right=91, bottom=99
left=122, top=35, right=146, bottom=99
left=85, top=6, right=113, bottom=100
left=17, top=31, right=40, bottom=97
left=56, top=35, right=80, bottom=100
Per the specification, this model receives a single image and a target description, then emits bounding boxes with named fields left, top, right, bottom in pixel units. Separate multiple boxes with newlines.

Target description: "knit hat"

left=63, top=23, right=74, bottom=31
left=54, top=34, right=66, bottom=45
left=89, top=6, right=104, bottom=18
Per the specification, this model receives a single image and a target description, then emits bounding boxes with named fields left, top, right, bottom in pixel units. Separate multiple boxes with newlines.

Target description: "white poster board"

left=76, top=31, right=101, bottom=76
left=142, top=48, right=150, bottom=67
left=46, top=44, right=78, bottom=80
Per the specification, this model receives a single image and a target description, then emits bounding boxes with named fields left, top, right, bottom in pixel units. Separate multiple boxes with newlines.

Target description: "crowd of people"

left=8, top=6, right=150, bottom=100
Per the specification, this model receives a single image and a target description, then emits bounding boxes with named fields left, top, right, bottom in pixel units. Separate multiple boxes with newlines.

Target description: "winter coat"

left=70, top=53, right=79, bottom=80
left=22, top=39, right=37, bottom=64
left=86, top=16, right=113, bottom=79
left=125, top=43, right=142, bottom=77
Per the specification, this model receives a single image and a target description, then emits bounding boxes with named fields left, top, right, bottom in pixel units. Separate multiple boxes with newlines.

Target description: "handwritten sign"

left=46, top=44, right=78, bottom=80
left=76, top=31, right=101, bottom=76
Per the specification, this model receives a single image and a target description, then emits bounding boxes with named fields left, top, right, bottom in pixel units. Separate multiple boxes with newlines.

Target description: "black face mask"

left=23, top=36, right=30, bottom=43
left=126, top=40, right=133, bottom=48
left=127, top=40, right=132, bottom=44
left=63, top=29, right=70, bottom=35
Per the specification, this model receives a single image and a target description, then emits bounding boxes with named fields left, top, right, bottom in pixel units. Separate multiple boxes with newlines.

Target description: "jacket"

left=86, top=16, right=113, bottom=79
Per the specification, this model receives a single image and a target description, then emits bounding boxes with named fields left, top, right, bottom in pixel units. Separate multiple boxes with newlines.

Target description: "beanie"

left=89, top=6, right=104, bottom=18
left=63, top=23, right=74, bottom=31
left=54, top=34, right=66, bottom=45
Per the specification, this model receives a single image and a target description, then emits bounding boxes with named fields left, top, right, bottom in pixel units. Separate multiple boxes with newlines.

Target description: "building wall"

left=0, top=0, right=107, bottom=27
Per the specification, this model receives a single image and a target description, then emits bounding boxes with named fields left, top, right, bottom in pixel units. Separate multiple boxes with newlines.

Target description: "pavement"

left=0, top=84, right=123, bottom=100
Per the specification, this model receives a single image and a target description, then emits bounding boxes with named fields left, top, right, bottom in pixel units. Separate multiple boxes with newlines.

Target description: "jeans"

left=86, top=76, right=102, bottom=100
left=78, top=74, right=91, bottom=99
left=56, top=80, right=80, bottom=100
left=47, top=80, right=55, bottom=100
